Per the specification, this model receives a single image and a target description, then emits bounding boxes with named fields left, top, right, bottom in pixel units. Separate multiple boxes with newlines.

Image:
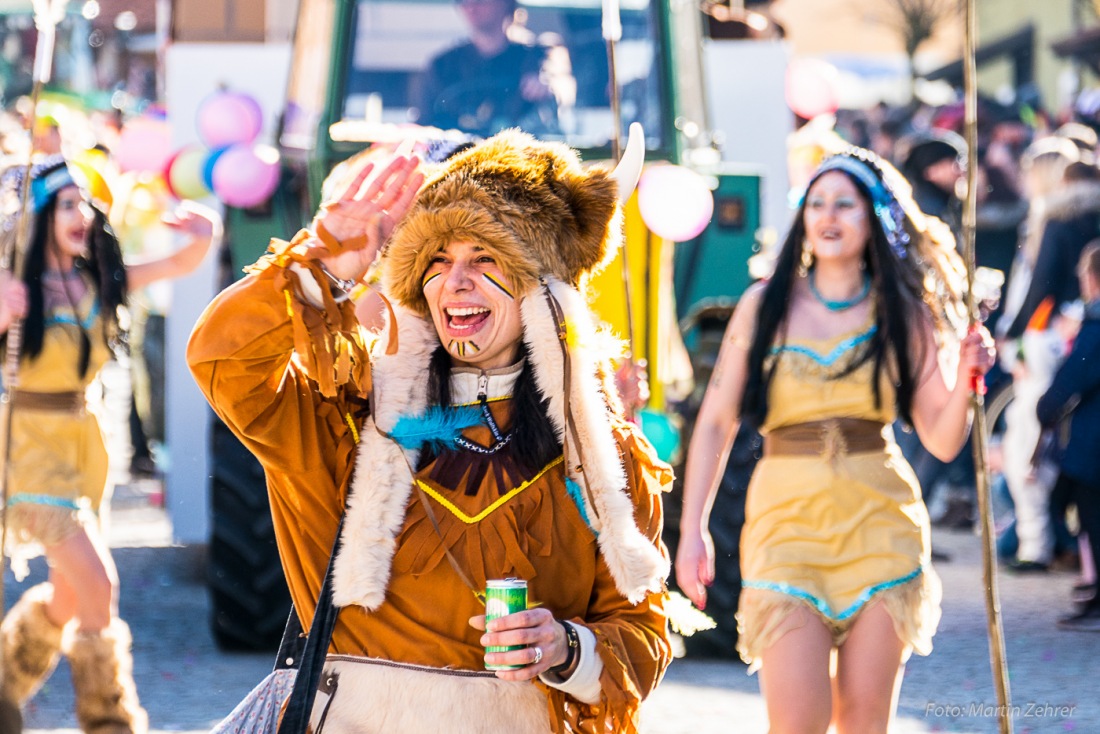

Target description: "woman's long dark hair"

left=423, top=342, right=561, bottom=472
left=16, top=195, right=128, bottom=377
left=740, top=158, right=949, bottom=430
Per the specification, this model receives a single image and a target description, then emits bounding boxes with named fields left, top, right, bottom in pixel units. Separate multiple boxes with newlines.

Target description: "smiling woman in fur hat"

left=188, top=131, right=672, bottom=733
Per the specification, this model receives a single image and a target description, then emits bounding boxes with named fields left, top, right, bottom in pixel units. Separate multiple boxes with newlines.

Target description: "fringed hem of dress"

left=4, top=498, right=97, bottom=580
left=735, top=567, right=942, bottom=673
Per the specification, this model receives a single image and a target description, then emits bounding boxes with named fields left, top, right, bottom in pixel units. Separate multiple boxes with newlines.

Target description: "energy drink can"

left=484, top=578, right=527, bottom=670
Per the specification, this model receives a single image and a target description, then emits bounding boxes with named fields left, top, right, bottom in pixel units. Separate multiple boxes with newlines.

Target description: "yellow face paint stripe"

left=416, top=456, right=564, bottom=524
left=482, top=273, right=515, bottom=299
left=422, top=271, right=441, bottom=289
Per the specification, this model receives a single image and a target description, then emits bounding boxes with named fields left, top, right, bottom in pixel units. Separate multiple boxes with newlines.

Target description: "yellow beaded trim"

left=416, top=455, right=563, bottom=524
left=345, top=412, right=360, bottom=444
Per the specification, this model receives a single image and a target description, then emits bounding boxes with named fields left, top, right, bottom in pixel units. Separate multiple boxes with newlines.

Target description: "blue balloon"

left=202, top=147, right=230, bottom=192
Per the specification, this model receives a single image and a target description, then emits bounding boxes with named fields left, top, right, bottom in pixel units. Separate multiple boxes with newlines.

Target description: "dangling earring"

left=798, top=240, right=814, bottom=277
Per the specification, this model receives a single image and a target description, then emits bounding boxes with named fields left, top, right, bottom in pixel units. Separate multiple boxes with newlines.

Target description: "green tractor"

left=208, top=0, right=767, bottom=657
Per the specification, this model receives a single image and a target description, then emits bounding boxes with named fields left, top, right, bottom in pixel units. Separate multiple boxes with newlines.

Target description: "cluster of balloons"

left=117, top=91, right=281, bottom=209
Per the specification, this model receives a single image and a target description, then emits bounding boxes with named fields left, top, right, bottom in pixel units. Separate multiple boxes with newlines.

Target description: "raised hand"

left=315, top=154, right=424, bottom=282
left=163, top=200, right=222, bottom=241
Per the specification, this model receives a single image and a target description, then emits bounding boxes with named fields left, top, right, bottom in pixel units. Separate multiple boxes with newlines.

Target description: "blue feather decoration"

left=388, top=405, right=482, bottom=452
left=566, top=477, right=596, bottom=534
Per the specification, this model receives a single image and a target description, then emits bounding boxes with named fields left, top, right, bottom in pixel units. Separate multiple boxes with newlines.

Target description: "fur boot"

left=0, top=583, right=65, bottom=707
left=65, top=620, right=148, bottom=734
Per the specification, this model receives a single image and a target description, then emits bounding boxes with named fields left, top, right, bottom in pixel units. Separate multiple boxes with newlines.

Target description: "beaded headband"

left=1, top=155, right=80, bottom=232
left=800, top=153, right=911, bottom=260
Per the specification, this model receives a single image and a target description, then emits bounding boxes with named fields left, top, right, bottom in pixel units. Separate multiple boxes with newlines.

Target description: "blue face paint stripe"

left=482, top=273, right=515, bottom=299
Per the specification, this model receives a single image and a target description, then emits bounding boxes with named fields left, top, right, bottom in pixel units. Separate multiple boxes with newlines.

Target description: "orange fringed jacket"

left=187, top=246, right=673, bottom=733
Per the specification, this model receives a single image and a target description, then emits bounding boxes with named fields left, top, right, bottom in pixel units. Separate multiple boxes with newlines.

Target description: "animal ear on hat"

left=550, top=162, right=619, bottom=278
left=556, top=122, right=644, bottom=277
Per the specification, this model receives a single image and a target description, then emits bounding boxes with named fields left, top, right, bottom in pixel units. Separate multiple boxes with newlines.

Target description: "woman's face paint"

left=50, top=185, right=92, bottom=261
left=422, top=240, right=524, bottom=370
left=803, top=171, right=871, bottom=262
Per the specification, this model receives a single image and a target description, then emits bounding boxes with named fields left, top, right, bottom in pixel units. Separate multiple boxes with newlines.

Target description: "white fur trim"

left=521, top=278, right=669, bottom=603
left=313, top=657, right=549, bottom=734
left=539, top=623, right=602, bottom=704
left=332, top=310, right=437, bottom=610
left=333, top=289, right=667, bottom=609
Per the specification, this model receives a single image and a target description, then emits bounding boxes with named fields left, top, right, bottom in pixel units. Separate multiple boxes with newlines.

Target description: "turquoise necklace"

left=808, top=270, right=871, bottom=311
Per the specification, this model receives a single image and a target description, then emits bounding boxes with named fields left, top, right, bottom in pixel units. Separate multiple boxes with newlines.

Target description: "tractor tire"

left=207, top=418, right=291, bottom=651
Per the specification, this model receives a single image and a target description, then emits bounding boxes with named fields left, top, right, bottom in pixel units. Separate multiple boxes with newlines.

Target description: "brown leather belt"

left=764, top=418, right=887, bottom=457
left=7, top=389, right=85, bottom=413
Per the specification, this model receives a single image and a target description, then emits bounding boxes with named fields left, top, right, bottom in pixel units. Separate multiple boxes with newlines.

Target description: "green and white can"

left=484, top=578, right=527, bottom=670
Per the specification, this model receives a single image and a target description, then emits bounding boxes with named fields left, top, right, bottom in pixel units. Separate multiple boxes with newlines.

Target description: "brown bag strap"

left=540, top=282, right=602, bottom=524
left=414, top=482, right=485, bottom=603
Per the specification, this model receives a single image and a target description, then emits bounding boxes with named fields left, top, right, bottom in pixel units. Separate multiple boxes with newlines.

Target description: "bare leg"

left=758, top=605, right=833, bottom=734
left=44, top=526, right=118, bottom=633
left=833, top=601, right=908, bottom=734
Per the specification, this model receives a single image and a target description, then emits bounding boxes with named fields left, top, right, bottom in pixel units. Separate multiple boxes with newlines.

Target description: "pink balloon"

left=197, top=91, right=264, bottom=149
left=637, top=165, right=714, bottom=242
left=785, top=58, right=840, bottom=119
left=211, top=144, right=280, bottom=208
left=115, top=117, right=174, bottom=174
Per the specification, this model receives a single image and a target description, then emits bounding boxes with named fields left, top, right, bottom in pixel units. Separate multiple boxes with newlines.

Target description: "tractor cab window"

left=339, top=0, right=666, bottom=150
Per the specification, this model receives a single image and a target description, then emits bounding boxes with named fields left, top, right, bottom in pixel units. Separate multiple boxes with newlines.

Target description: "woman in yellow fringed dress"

left=0, top=156, right=217, bottom=733
left=677, top=148, right=996, bottom=733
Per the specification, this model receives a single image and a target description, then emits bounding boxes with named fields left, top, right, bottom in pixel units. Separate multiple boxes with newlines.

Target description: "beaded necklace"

left=808, top=270, right=871, bottom=311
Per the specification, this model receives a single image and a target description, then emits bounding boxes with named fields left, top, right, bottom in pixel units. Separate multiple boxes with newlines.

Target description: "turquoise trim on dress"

left=742, top=565, right=922, bottom=621
left=7, top=493, right=82, bottom=511
left=770, top=324, right=877, bottom=366
left=45, top=300, right=100, bottom=331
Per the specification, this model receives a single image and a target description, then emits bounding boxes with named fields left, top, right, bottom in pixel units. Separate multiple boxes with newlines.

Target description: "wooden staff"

left=0, top=0, right=70, bottom=616
left=961, top=2, right=1013, bottom=732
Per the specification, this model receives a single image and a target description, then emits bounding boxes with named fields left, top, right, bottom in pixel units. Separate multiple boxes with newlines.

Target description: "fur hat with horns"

left=383, top=129, right=628, bottom=314
left=331, top=127, right=669, bottom=610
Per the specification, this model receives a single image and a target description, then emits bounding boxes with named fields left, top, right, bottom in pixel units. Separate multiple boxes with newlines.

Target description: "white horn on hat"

left=610, top=122, right=645, bottom=204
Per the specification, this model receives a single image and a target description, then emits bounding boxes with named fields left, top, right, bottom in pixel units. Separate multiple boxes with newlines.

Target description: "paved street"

left=7, top=494, right=1094, bottom=734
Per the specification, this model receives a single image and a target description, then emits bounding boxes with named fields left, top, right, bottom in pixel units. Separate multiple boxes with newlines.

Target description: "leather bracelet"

left=547, top=620, right=579, bottom=675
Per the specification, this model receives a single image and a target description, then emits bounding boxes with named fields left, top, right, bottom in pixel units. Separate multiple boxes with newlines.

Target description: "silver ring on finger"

left=531, top=646, right=543, bottom=665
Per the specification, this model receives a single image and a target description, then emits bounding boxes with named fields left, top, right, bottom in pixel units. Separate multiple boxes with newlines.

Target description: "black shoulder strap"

left=276, top=515, right=346, bottom=734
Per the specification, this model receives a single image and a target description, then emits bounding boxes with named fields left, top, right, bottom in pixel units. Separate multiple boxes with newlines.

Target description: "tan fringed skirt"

left=736, top=425, right=943, bottom=673
left=736, top=570, right=942, bottom=673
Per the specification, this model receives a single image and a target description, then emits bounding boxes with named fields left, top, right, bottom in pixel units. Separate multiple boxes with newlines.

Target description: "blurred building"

left=975, top=0, right=1091, bottom=114
left=767, top=0, right=964, bottom=107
